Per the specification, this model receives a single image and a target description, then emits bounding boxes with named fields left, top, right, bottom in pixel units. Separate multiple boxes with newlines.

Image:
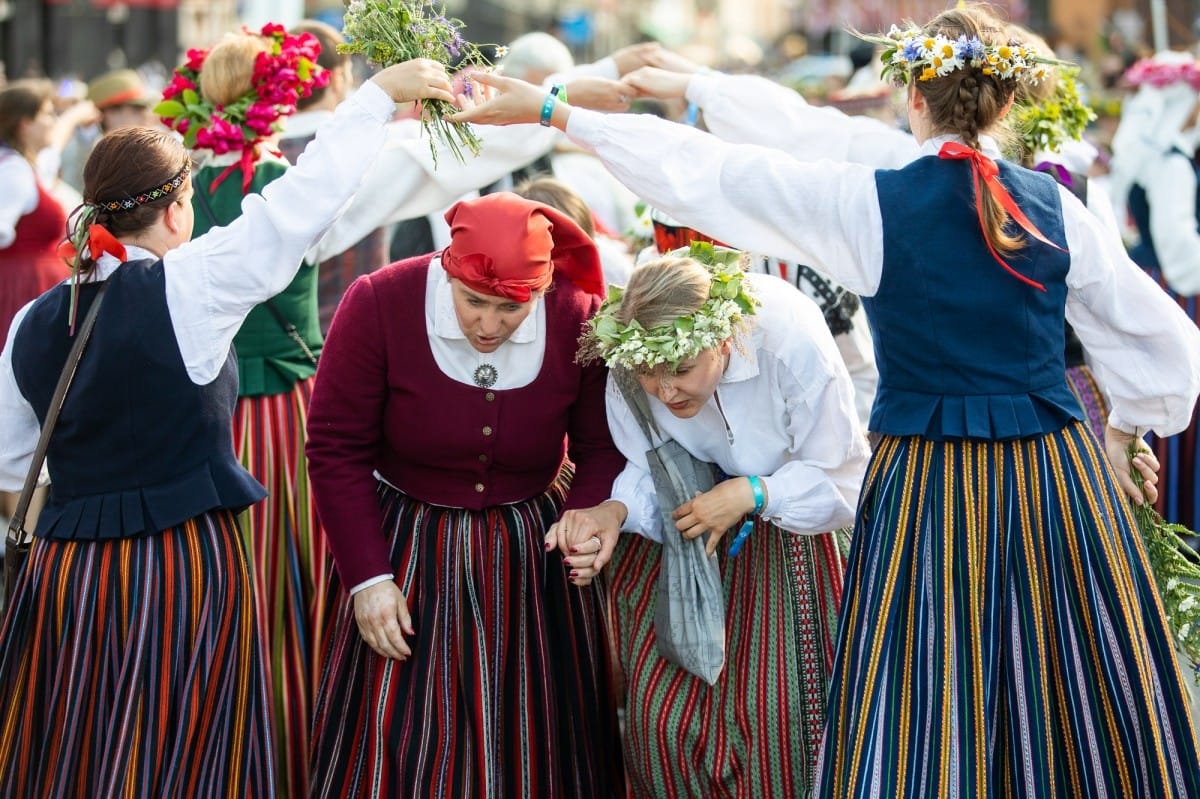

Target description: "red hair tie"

left=938, top=141, right=1066, bottom=292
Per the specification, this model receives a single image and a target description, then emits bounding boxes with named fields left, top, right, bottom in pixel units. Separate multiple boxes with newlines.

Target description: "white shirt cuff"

left=349, top=573, right=393, bottom=595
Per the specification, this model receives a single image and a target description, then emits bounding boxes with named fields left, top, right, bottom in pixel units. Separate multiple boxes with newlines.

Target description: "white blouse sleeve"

left=307, top=120, right=559, bottom=262
left=0, top=303, right=43, bottom=491
left=164, top=81, right=397, bottom=385
left=1139, top=150, right=1200, bottom=296
left=565, top=107, right=885, bottom=295
left=686, top=72, right=920, bottom=169
left=1062, top=184, right=1200, bottom=436
left=0, top=157, right=39, bottom=249
left=605, top=377, right=668, bottom=542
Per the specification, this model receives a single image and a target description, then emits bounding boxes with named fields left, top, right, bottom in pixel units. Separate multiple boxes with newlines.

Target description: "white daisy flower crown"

left=860, top=25, right=1061, bottom=87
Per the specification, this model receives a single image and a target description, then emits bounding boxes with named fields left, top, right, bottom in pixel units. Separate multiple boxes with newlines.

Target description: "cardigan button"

left=485, top=392, right=495, bottom=402
left=482, top=426, right=493, bottom=436
left=479, top=454, right=488, bottom=462
left=474, top=482, right=485, bottom=493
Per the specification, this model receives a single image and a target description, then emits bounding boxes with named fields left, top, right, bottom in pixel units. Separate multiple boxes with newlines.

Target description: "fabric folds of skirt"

left=0, top=511, right=276, bottom=798
left=607, top=518, right=845, bottom=798
left=815, top=421, right=1200, bottom=798
left=233, top=376, right=329, bottom=799
left=310, top=468, right=625, bottom=799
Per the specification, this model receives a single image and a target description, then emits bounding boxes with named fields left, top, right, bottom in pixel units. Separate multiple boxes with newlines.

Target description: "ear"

left=999, top=91, right=1016, bottom=118
left=163, top=197, right=187, bottom=235
left=908, top=83, right=926, bottom=113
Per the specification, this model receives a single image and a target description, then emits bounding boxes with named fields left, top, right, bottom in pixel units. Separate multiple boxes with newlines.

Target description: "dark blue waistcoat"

left=11, top=259, right=266, bottom=540
left=865, top=156, right=1082, bottom=440
left=1127, top=147, right=1200, bottom=271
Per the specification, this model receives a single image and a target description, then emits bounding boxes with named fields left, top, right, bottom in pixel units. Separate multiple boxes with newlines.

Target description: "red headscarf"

left=441, top=193, right=605, bottom=302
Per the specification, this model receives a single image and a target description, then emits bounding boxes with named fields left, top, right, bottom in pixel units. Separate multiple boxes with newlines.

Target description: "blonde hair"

left=617, top=257, right=713, bottom=330
left=200, top=33, right=271, bottom=107
left=915, top=6, right=1023, bottom=255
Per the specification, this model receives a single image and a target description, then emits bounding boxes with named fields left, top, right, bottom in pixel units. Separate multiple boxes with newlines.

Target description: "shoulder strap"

left=6, top=281, right=109, bottom=546
left=612, top=368, right=664, bottom=450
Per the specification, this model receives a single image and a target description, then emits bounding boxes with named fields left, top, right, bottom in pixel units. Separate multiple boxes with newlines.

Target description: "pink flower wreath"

left=156, top=23, right=329, bottom=160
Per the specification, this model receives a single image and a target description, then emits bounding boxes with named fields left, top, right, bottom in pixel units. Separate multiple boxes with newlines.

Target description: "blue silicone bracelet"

left=748, top=475, right=765, bottom=514
left=540, top=84, right=565, bottom=127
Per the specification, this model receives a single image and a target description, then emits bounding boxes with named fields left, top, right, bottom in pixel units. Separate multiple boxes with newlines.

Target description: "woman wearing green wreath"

left=546, top=246, right=869, bottom=797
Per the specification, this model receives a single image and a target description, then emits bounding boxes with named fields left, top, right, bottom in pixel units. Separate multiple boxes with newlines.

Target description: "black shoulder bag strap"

left=6, top=281, right=109, bottom=585
left=192, top=183, right=317, bottom=367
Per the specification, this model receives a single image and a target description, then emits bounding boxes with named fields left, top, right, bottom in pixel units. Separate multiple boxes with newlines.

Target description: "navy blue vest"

left=865, top=156, right=1082, bottom=440
left=1127, top=147, right=1199, bottom=271
left=11, top=259, right=266, bottom=540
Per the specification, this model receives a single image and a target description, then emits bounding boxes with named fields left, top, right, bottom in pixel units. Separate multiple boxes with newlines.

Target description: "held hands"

left=619, top=67, right=693, bottom=101
left=545, top=500, right=627, bottom=587
left=369, top=58, right=456, bottom=106
left=353, top=579, right=415, bottom=661
left=673, top=477, right=759, bottom=557
left=1105, top=424, right=1160, bottom=505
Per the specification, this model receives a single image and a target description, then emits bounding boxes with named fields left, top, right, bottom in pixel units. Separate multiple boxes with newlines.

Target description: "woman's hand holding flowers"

left=370, top=58, right=456, bottom=107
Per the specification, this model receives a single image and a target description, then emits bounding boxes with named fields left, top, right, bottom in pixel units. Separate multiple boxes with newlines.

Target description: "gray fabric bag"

left=615, top=371, right=726, bottom=684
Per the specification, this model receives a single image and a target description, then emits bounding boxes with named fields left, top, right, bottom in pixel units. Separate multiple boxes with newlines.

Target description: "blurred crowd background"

left=0, top=0, right=1197, bottom=211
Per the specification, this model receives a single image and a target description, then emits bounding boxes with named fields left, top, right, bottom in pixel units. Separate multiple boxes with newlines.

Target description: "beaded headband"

left=93, top=162, right=191, bottom=213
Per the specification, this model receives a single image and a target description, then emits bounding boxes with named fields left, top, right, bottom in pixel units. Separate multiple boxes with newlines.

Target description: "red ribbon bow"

left=55, top=223, right=128, bottom=265
left=938, top=141, right=1066, bottom=292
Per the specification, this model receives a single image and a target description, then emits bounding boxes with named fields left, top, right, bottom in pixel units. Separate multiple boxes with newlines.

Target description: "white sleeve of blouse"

left=1141, top=151, right=1200, bottom=296
left=1062, top=184, right=1200, bottom=436
left=564, top=107, right=886, bottom=295
left=686, top=72, right=920, bottom=169
left=0, top=157, right=39, bottom=249
left=0, top=302, right=44, bottom=491
left=163, top=80, right=397, bottom=385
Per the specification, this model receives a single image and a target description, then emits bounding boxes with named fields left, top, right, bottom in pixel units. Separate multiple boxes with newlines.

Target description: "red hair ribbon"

left=55, top=223, right=128, bottom=265
left=938, top=141, right=1066, bottom=292
left=55, top=223, right=126, bottom=334
left=209, top=145, right=261, bottom=195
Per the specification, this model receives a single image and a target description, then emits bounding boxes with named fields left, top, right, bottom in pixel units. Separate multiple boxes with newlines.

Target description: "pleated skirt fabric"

left=0, top=511, right=275, bottom=798
left=607, top=519, right=845, bottom=798
left=232, top=377, right=329, bottom=799
left=310, top=472, right=625, bottom=799
left=814, top=421, right=1200, bottom=798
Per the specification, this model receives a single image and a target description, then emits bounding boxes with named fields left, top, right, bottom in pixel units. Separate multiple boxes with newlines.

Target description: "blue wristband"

left=748, top=475, right=765, bottom=514
left=540, top=84, right=566, bottom=127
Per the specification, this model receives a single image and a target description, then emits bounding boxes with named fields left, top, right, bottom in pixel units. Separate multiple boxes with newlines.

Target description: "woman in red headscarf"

left=305, top=192, right=626, bottom=799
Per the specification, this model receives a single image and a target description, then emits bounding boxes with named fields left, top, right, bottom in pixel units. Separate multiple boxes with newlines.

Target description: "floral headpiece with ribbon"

left=579, top=241, right=760, bottom=372
left=1123, top=56, right=1200, bottom=90
left=155, top=23, right=328, bottom=189
left=860, top=25, right=1061, bottom=87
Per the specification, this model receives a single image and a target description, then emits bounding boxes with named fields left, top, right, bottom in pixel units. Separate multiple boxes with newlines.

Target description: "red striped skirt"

left=310, top=474, right=625, bottom=798
left=608, top=519, right=846, bottom=797
left=233, top=378, right=329, bottom=799
left=0, top=511, right=275, bottom=798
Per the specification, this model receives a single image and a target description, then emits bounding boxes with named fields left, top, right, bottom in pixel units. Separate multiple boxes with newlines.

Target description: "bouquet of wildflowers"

left=340, top=0, right=490, bottom=164
left=1128, top=443, right=1200, bottom=685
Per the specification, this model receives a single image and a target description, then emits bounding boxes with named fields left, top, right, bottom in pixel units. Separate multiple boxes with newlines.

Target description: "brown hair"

left=73, top=126, right=191, bottom=276
left=291, top=20, right=347, bottom=111
left=0, top=79, right=54, bottom=160
left=200, top=33, right=271, bottom=107
left=914, top=6, right=1023, bottom=255
left=514, top=175, right=596, bottom=238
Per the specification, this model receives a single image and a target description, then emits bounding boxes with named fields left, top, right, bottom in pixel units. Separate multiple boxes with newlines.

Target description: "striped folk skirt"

left=607, top=519, right=845, bottom=798
left=310, top=474, right=625, bottom=799
left=233, top=377, right=329, bottom=799
left=815, top=421, right=1200, bottom=798
left=0, top=511, right=275, bottom=798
